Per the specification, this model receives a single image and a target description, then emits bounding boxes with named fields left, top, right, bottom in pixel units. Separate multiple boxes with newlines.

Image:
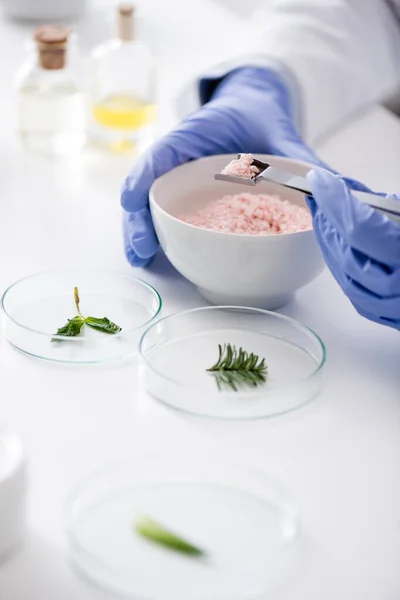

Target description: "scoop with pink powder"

left=221, top=153, right=259, bottom=179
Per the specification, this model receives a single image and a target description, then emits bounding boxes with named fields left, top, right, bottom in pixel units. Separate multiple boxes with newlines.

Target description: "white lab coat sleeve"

left=176, top=0, right=400, bottom=145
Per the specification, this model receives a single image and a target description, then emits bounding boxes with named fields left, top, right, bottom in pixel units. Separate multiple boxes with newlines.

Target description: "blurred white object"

left=15, top=26, right=86, bottom=155
left=91, top=3, right=157, bottom=152
left=0, top=428, right=27, bottom=564
left=150, top=154, right=324, bottom=310
left=1, top=0, right=86, bottom=21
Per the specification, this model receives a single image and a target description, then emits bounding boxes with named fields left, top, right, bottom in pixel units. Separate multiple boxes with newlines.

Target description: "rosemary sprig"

left=53, top=286, right=121, bottom=340
left=207, top=343, right=268, bottom=391
left=134, top=515, right=206, bottom=557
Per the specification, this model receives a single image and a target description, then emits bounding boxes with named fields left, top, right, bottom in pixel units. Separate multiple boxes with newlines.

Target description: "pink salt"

left=221, top=153, right=259, bottom=179
left=180, top=193, right=312, bottom=235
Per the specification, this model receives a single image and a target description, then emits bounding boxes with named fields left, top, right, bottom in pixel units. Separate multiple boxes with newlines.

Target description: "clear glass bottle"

left=91, top=4, right=156, bottom=152
left=15, top=26, right=85, bottom=155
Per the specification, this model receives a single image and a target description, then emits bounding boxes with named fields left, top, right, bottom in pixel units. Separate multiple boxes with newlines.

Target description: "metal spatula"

left=214, top=155, right=400, bottom=224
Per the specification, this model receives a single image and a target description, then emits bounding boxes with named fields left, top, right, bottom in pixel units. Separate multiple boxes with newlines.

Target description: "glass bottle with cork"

left=91, top=3, right=156, bottom=153
left=16, top=26, right=85, bottom=155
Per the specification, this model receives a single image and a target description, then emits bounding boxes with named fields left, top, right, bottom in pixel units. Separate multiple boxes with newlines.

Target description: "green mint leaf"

left=51, top=288, right=122, bottom=343
left=84, top=316, right=122, bottom=334
left=134, top=515, right=206, bottom=557
left=207, top=343, right=268, bottom=392
left=53, top=315, right=85, bottom=339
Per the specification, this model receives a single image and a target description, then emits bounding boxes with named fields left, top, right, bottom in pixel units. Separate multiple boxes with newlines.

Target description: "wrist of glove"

left=307, top=169, right=400, bottom=331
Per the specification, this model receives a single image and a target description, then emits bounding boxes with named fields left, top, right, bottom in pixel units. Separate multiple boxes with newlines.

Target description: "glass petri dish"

left=140, top=306, right=325, bottom=419
left=63, top=455, right=300, bottom=600
left=1, top=269, right=161, bottom=364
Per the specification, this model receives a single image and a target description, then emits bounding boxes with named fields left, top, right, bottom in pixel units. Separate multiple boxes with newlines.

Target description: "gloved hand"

left=307, top=169, right=400, bottom=330
left=122, top=66, right=326, bottom=267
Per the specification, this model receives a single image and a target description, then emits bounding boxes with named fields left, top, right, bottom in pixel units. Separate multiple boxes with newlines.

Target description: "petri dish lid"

left=64, top=454, right=300, bottom=600
left=1, top=269, right=162, bottom=364
left=139, top=306, right=326, bottom=419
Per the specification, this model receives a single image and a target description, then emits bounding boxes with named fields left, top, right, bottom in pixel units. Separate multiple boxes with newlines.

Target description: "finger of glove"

left=308, top=169, right=400, bottom=266
left=122, top=213, right=152, bottom=268
left=313, top=213, right=400, bottom=321
left=307, top=176, right=374, bottom=218
left=342, top=276, right=400, bottom=321
left=341, top=176, right=373, bottom=193
left=350, top=304, right=400, bottom=331
left=312, top=210, right=400, bottom=297
left=121, top=151, right=155, bottom=213
left=342, top=176, right=390, bottom=201
left=123, top=208, right=159, bottom=260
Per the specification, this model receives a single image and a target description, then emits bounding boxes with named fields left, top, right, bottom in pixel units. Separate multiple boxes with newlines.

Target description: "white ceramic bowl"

left=150, top=154, right=325, bottom=309
left=0, top=428, right=26, bottom=564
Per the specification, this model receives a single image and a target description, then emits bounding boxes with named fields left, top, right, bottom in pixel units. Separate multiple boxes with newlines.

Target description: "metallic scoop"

left=214, top=155, right=400, bottom=224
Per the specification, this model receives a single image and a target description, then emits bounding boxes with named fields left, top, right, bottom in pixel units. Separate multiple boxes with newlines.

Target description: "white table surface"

left=0, top=2, right=399, bottom=600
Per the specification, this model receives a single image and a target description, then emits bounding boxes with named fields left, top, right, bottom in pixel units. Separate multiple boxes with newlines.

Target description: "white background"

left=0, top=1, right=399, bottom=599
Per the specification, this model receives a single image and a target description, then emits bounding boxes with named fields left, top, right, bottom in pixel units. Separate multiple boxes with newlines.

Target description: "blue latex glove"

left=121, top=66, right=326, bottom=267
left=307, top=169, right=400, bottom=330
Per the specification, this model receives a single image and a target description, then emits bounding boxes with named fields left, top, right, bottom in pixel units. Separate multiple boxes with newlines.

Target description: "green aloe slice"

left=134, top=515, right=206, bottom=557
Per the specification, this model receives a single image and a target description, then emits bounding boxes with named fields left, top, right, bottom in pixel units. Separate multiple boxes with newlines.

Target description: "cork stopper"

left=34, top=25, right=69, bottom=70
left=117, top=4, right=134, bottom=42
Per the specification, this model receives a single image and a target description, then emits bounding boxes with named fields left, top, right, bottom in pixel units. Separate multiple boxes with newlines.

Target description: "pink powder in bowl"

left=180, top=192, right=312, bottom=235
left=221, top=153, right=259, bottom=179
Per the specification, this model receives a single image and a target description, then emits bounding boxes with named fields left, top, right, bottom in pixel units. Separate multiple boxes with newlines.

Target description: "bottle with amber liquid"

left=91, top=4, right=156, bottom=152
left=16, top=26, right=85, bottom=155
